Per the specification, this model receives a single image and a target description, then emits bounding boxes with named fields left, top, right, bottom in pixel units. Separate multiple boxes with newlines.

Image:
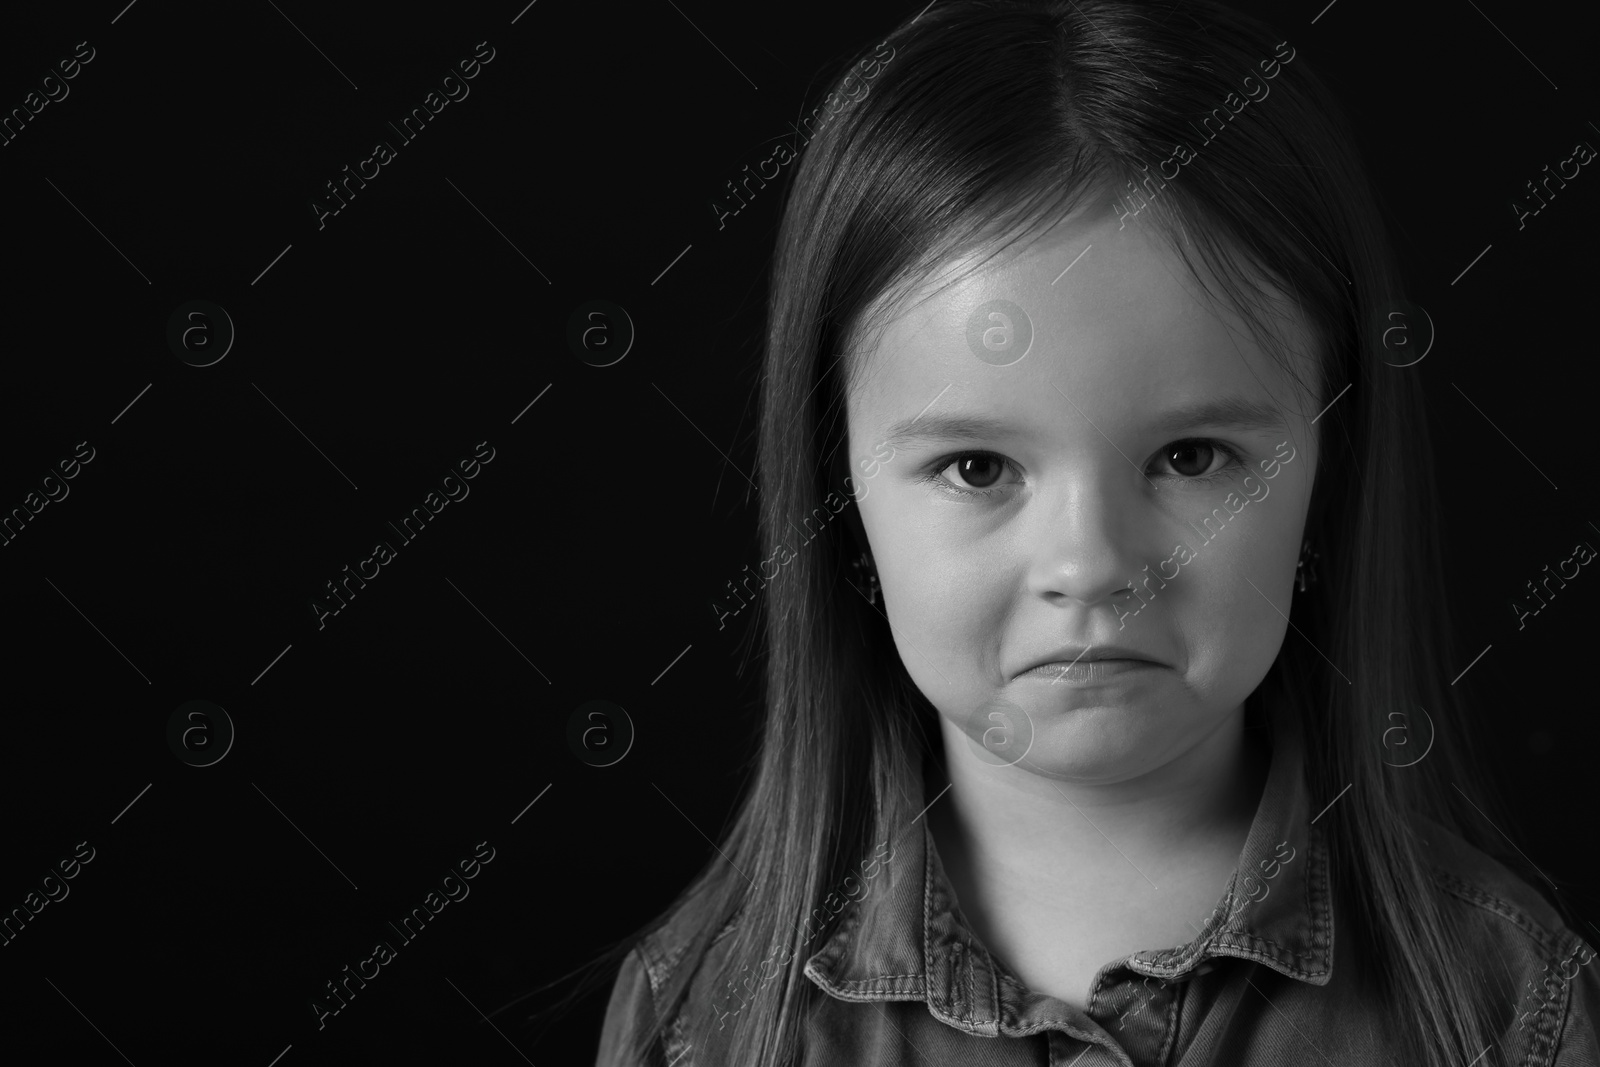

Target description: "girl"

left=592, top=1, right=1598, bottom=1063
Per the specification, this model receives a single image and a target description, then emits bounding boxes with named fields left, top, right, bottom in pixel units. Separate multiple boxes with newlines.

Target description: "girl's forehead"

left=845, top=213, right=1318, bottom=422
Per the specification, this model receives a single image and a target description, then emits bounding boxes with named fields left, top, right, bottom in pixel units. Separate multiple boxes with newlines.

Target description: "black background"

left=0, top=0, right=1594, bottom=1063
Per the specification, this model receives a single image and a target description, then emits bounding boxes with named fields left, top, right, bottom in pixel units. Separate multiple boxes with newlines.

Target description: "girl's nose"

left=1025, top=474, right=1154, bottom=609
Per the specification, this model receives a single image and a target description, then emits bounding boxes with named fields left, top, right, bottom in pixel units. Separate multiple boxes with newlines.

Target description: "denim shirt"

left=597, top=709, right=1600, bottom=1066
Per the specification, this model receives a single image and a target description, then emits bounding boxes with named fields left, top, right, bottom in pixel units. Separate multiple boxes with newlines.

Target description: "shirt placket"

left=1090, top=967, right=1182, bottom=1066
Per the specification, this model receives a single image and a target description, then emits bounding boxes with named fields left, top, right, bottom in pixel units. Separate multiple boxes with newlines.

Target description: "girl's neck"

left=925, top=703, right=1271, bottom=958
left=930, top=702, right=1268, bottom=865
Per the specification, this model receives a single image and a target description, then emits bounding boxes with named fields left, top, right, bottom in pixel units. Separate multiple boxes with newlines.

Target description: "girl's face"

left=846, top=205, right=1321, bottom=785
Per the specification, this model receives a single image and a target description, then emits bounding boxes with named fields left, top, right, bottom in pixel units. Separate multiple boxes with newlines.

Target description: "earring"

left=851, top=550, right=881, bottom=607
left=1296, top=538, right=1320, bottom=592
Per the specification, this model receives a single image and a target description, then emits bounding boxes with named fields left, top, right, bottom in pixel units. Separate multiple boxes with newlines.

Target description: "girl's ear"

left=828, top=434, right=874, bottom=561
left=842, top=490, right=872, bottom=560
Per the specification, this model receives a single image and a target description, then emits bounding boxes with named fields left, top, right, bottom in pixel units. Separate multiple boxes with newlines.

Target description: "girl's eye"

left=937, top=453, right=1012, bottom=492
left=1152, top=439, right=1240, bottom=480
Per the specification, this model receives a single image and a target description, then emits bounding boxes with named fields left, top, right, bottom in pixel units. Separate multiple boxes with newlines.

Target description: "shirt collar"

left=803, top=691, right=1334, bottom=1028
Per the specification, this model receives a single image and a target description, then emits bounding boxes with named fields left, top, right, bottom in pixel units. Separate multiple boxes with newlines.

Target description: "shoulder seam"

left=638, top=915, right=742, bottom=998
left=632, top=914, right=746, bottom=1066
left=635, top=933, right=679, bottom=1004
left=1553, top=941, right=1600, bottom=1066
left=1429, top=866, right=1569, bottom=958
left=1431, top=868, right=1600, bottom=1067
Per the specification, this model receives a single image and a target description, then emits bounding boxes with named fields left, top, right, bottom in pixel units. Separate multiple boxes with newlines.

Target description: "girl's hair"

left=532, top=2, right=1551, bottom=1063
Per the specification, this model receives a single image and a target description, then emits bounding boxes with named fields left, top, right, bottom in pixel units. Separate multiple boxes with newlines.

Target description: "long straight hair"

left=587, top=2, right=1542, bottom=1063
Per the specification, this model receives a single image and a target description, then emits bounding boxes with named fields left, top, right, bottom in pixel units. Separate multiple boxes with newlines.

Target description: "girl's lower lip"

left=1021, top=659, right=1161, bottom=683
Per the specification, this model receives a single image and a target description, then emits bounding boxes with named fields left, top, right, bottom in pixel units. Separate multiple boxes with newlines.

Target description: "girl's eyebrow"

left=1150, top=396, right=1289, bottom=437
left=878, top=413, right=1017, bottom=450
left=877, top=395, right=1288, bottom=450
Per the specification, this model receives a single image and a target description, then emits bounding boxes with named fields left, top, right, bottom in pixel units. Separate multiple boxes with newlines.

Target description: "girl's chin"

left=1017, top=739, right=1150, bottom=775
left=1006, top=722, right=1192, bottom=783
